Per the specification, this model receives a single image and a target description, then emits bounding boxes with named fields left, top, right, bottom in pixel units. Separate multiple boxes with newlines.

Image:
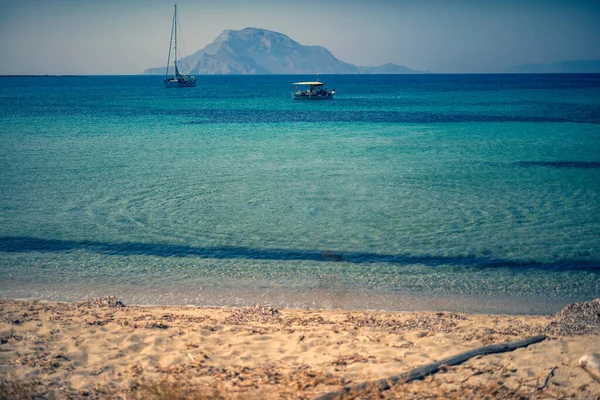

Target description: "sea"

left=1, top=74, right=599, bottom=315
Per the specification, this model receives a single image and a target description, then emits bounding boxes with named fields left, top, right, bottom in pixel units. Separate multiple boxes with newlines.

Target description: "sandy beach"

left=1, top=297, right=599, bottom=399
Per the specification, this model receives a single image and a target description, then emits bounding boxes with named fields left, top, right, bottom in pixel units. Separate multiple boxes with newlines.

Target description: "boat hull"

left=164, top=77, right=196, bottom=88
left=292, top=93, right=334, bottom=100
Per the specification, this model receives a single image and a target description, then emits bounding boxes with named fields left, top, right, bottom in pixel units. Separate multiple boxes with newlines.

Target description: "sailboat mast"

left=174, top=4, right=178, bottom=76
left=165, top=5, right=176, bottom=79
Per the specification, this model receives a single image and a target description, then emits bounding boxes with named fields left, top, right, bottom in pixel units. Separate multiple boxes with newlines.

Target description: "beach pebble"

left=545, top=298, right=600, bottom=336
left=69, top=296, right=126, bottom=310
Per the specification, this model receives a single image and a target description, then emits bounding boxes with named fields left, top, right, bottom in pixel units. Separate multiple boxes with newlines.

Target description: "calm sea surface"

left=1, top=74, right=599, bottom=314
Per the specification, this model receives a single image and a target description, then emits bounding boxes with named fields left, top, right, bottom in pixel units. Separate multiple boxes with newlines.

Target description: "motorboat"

left=292, top=81, right=334, bottom=100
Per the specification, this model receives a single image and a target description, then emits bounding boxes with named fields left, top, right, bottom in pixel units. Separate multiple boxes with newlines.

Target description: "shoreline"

left=2, top=297, right=600, bottom=399
left=1, top=285, right=591, bottom=315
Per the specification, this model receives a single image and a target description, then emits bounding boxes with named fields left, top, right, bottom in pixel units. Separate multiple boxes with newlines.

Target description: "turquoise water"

left=1, top=74, right=599, bottom=314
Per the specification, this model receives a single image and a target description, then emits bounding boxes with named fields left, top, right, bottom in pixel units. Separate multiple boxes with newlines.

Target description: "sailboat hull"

left=164, top=77, right=196, bottom=88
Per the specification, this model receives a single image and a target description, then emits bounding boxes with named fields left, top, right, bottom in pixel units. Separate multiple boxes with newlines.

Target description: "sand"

left=1, top=297, right=599, bottom=399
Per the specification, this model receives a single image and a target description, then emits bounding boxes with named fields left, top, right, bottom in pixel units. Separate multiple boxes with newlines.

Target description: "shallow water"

left=1, top=74, right=599, bottom=314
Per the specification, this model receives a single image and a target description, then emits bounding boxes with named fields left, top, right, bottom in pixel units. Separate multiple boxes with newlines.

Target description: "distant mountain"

left=144, top=27, right=420, bottom=75
left=358, top=63, right=424, bottom=74
left=506, top=60, right=600, bottom=73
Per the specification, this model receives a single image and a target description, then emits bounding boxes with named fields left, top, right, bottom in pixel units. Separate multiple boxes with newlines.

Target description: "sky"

left=1, top=0, right=599, bottom=75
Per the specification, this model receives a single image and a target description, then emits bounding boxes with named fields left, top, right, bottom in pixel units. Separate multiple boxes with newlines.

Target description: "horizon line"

left=3, top=72, right=600, bottom=77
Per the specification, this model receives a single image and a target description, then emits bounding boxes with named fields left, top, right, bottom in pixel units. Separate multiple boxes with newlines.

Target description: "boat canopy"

left=293, top=81, right=324, bottom=86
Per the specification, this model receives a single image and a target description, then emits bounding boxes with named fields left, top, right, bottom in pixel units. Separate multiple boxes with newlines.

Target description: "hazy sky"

left=1, top=0, right=599, bottom=74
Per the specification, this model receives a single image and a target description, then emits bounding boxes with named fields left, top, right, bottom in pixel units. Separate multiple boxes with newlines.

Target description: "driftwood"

left=315, top=335, right=547, bottom=400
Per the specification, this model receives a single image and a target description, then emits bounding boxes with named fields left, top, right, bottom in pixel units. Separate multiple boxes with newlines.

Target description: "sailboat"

left=164, top=4, right=196, bottom=88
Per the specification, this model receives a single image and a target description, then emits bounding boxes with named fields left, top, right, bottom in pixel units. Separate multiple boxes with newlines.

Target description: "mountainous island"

left=144, top=27, right=423, bottom=75
left=506, top=60, right=600, bottom=73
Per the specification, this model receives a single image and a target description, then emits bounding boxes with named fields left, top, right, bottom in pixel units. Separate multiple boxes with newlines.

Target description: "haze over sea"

left=1, top=74, right=599, bottom=314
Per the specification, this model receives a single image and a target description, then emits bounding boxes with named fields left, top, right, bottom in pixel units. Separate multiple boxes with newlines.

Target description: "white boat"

left=164, top=5, right=196, bottom=88
left=292, top=80, right=334, bottom=100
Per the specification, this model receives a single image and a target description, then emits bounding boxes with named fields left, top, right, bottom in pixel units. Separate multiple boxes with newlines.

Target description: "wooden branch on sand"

left=315, top=335, right=547, bottom=400
left=537, top=366, right=557, bottom=390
